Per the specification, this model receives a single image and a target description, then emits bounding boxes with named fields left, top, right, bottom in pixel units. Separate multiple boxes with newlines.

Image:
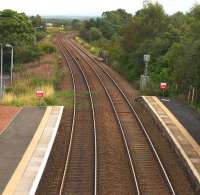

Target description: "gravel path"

left=160, top=98, right=200, bottom=145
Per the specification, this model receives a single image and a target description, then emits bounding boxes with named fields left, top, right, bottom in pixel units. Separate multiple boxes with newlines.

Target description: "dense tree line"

left=0, top=10, right=46, bottom=72
left=79, top=3, right=200, bottom=105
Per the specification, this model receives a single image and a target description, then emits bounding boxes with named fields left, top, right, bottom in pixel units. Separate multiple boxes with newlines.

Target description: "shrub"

left=38, top=43, right=57, bottom=54
left=16, top=46, right=42, bottom=63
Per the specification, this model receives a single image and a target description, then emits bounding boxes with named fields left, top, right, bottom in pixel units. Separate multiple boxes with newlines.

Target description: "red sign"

left=160, top=82, right=168, bottom=90
left=36, top=90, right=44, bottom=97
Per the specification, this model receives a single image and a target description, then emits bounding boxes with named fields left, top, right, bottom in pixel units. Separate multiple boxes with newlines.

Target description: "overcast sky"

left=0, top=0, right=200, bottom=16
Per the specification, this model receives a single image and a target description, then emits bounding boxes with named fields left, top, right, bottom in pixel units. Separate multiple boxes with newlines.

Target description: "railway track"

left=60, top=38, right=138, bottom=194
left=61, top=37, right=176, bottom=195
left=35, top=33, right=196, bottom=195
left=57, top=40, right=97, bottom=194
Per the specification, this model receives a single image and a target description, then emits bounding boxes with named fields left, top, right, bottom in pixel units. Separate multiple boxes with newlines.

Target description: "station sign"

left=36, top=90, right=44, bottom=97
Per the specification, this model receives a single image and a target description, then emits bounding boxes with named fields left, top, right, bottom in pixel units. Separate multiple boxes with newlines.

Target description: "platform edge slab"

left=141, top=96, right=200, bottom=187
left=2, top=107, right=51, bottom=195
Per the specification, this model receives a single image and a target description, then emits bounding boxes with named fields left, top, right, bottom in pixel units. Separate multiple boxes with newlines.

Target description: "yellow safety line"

left=2, top=107, right=52, bottom=195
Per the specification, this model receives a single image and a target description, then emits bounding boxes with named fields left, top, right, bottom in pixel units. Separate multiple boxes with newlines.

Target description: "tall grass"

left=75, top=36, right=100, bottom=56
left=0, top=35, right=73, bottom=107
left=2, top=84, right=55, bottom=106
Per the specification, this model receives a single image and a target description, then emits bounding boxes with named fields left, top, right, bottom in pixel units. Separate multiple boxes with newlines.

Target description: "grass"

left=2, top=84, right=54, bottom=106
left=1, top=70, right=73, bottom=107
left=1, top=33, right=73, bottom=107
left=75, top=36, right=100, bottom=56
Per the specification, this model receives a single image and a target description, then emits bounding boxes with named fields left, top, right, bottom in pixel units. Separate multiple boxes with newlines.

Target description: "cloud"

left=0, top=0, right=199, bottom=15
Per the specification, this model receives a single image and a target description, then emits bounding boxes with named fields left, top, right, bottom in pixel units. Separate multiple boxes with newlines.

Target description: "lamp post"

left=0, top=43, right=3, bottom=97
left=34, top=26, right=43, bottom=45
left=6, top=44, right=14, bottom=85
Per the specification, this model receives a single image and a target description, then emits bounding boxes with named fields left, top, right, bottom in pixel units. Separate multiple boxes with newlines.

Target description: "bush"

left=88, top=27, right=103, bottom=41
left=36, top=31, right=47, bottom=41
left=38, top=43, right=57, bottom=54
left=16, top=46, right=42, bottom=63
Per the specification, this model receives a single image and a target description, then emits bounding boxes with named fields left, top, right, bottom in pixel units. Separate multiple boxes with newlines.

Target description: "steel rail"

left=63, top=40, right=141, bottom=195
left=69, top=39, right=176, bottom=195
left=57, top=39, right=97, bottom=195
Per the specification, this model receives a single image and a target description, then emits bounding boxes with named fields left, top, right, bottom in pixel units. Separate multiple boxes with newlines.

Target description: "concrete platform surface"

left=0, top=107, right=46, bottom=194
left=159, top=98, right=200, bottom=144
left=143, top=96, right=200, bottom=187
left=2, top=106, right=63, bottom=195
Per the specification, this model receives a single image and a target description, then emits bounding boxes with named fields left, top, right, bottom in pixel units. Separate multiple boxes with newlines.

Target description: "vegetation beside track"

left=70, top=3, right=200, bottom=111
left=0, top=16, right=73, bottom=106
left=2, top=35, right=72, bottom=106
left=75, top=36, right=100, bottom=56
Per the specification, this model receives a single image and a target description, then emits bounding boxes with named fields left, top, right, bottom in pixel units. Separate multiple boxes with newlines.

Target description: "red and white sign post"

left=36, top=90, right=44, bottom=97
left=160, top=82, right=168, bottom=97
left=36, top=90, right=44, bottom=105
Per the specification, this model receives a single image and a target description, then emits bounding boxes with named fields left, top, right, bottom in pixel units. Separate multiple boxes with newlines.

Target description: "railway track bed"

left=36, top=34, right=197, bottom=195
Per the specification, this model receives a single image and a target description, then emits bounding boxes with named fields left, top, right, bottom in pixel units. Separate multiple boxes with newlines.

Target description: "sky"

left=0, top=0, right=200, bottom=16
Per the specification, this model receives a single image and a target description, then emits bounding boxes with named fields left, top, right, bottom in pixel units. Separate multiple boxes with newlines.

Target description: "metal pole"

left=144, top=62, right=148, bottom=76
left=0, top=44, right=3, bottom=97
left=11, top=46, right=13, bottom=85
left=34, top=28, right=37, bottom=46
left=6, top=44, right=14, bottom=85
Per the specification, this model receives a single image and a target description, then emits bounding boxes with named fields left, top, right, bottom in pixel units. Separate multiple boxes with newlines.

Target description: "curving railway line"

left=57, top=40, right=97, bottom=195
left=61, top=37, right=176, bottom=195
left=36, top=34, right=195, bottom=195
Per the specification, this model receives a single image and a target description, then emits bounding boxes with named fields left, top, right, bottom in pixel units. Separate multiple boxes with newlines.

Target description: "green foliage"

left=0, top=9, right=34, bottom=46
left=88, top=27, right=103, bottom=41
left=38, top=43, right=57, bottom=54
left=16, top=46, right=42, bottom=63
left=14, top=40, right=56, bottom=66
left=97, top=3, right=200, bottom=98
left=71, top=19, right=82, bottom=30
left=78, top=3, right=200, bottom=103
left=30, top=15, right=45, bottom=28
left=0, top=10, right=50, bottom=72
left=80, top=9, right=131, bottom=41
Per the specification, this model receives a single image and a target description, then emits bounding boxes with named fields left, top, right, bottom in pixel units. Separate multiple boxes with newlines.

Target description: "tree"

left=0, top=9, right=34, bottom=47
left=88, top=27, right=103, bottom=41
left=79, top=4, right=200, bottom=102
left=30, top=15, right=45, bottom=28
left=71, top=19, right=82, bottom=31
left=0, top=9, right=35, bottom=70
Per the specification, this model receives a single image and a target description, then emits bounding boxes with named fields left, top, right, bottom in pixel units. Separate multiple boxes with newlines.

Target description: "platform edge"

left=29, top=106, right=64, bottom=195
left=2, top=107, right=51, bottom=195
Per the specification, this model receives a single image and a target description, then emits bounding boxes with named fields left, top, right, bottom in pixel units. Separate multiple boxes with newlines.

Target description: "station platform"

left=0, top=106, right=63, bottom=195
left=142, top=96, right=200, bottom=188
left=160, top=98, right=200, bottom=144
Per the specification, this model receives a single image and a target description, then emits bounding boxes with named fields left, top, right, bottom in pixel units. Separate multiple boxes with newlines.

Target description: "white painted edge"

left=142, top=96, right=200, bottom=185
left=28, top=106, right=64, bottom=195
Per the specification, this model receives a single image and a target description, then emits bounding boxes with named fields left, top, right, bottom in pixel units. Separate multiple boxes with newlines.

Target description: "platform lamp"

left=6, top=44, right=14, bottom=85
